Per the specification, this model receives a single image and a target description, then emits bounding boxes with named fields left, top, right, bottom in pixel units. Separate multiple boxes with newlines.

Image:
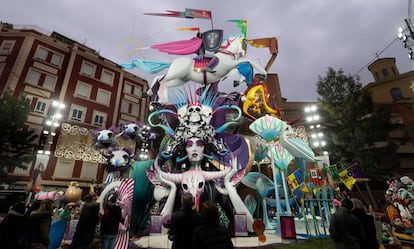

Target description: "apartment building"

left=364, top=58, right=414, bottom=176
left=0, top=22, right=149, bottom=191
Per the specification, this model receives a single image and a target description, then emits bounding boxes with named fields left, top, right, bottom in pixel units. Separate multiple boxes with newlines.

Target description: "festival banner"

left=287, top=169, right=309, bottom=198
left=327, top=165, right=339, bottom=180
left=346, top=163, right=367, bottom=179
left=310, top=168, right=326, bottom=186
left=338, top=168, right=355, bottom=190
left=25, top=154, right=49, bottom=192
left=149, top=215, right=163, bottom=234
left=234, top=213, right=248, bottom=236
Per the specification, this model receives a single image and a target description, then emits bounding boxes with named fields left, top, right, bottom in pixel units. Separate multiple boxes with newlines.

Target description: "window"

left=50, top=53, right=63, bottom=67
left=93, top=112, right=106, bottom=126
left=0, top=40, right=15, bottom=55
left=26, top=70, right=41, bottom=85
left=70, top=106, right=85, bottom=122
left=54, top=158, right=74, bottom=178
left=35, top=47, right=48, bottom=61
left=96, top=89, right=110, bottom=105
left=35, top=100, right=47, bottom=114
left=124, top=83, right=132, bottom=94
left=131, top=103, right=139, bottom=116
left=382, top=68, right=389, bottom=78
left=43, top=74, right=56, bottom=90
left=80, top=162, right=98, bottom=180
left=133, top=86, right=141, bottom=96
left=75, top=82, right=91, bottom=99
left=121, top=100, right=139, bottom=116
left=101, top=70, right=114, bottom=85
left=390, top=88, right=404, bottom=101
left=81, top=62, right=95, bottom=77
left=124, top=82, right=141, bottom=97
left=121, top=100, right=129, bottom=113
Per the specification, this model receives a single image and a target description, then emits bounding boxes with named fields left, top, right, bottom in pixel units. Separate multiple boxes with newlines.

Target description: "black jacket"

left=170, top=207, right=202, bottom=249
left=329, top=206, right=366, bottom=249
left=0, top=210, right=31, bottom=249
left=70, top=202, right=100, bottom=248
left=352, top=209, right=380, bottom=249
left=192, top=223, right=234, bottom=249
left=30, top=210, right=52, bottom=248
left=100, top=204, right=122, bottom=235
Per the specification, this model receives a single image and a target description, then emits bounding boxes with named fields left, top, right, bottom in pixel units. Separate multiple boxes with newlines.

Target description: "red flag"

left=185, top=8, right=212, bottom=19
left=144, top=8, right=212, bottom=20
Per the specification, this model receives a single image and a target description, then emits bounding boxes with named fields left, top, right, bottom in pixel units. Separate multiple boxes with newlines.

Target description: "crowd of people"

left=329, top=197, right=380, bottom=249
left=169, top=193, right=234, bottom=249
left=0, top=192, right=122, bottom=249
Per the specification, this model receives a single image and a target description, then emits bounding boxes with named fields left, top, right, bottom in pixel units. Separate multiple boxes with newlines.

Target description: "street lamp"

left=38, top=100, right=65, bottom=155
left=398, top=17, right=414, bottom=60
left=304, top=105, right=329, bottom=155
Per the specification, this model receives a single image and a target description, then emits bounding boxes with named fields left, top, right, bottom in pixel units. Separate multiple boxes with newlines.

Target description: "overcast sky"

left=2, top=0, right=413, bottom=102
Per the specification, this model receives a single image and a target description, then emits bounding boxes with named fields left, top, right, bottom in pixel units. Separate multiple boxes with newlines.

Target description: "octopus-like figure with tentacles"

left=146, top=85, right=255, bottom=233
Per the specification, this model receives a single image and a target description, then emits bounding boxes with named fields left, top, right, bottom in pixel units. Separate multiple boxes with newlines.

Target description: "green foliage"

left=316, top=68, right=399, bottom=180
left=0, top=91, right=38, bottom=184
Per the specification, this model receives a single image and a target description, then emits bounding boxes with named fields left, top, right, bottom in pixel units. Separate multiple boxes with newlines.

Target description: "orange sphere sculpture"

left=64, top=181, right=82, bottom=203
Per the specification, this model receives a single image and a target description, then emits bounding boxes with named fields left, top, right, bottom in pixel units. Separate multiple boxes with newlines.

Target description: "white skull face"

left=187, top=105, right=202, bottom=123
left=200, top=105, right=213, bottom=124
left=177, top=105, right=188, bottom=124
left=181, top=171, right=205, bottom=198
left=97, top=129, right=114, bottom=143
left=124, top=123, right=140, bottom=134
left=109, top=150, right=130, bottom=167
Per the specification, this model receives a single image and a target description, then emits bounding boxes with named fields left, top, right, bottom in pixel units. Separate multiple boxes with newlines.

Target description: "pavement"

left=130, top=230, right=301, bottom=249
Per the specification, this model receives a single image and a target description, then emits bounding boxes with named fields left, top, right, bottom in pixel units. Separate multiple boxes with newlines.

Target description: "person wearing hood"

left=0, top=201, right=31, bottom=249
left=30, top=199, right=53, bottom=249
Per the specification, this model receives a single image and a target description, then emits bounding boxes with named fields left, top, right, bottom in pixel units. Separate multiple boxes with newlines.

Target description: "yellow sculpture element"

left=242, top=83, right=282, bottom=121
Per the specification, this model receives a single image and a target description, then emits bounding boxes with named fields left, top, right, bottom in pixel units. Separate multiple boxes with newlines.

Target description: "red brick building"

left=0, top=22, right=149, bottom=191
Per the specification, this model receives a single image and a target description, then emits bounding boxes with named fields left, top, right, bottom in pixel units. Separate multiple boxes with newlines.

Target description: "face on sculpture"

left=200, top=105, right=213, bottom=124
left=187, top=105, right=202, bottom=123
left=185, top=138, right=204, bottom=162
left=181, top=171, right=205, bottom=197
left=177, top=105, right=188, bottom=123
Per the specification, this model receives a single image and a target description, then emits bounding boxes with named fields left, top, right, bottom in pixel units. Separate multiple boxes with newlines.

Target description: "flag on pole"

left=346, top=163, right=367, bottom=179
left=338, top=168, right=355, bottom=190
left=145, top=8, right=212, bottom=20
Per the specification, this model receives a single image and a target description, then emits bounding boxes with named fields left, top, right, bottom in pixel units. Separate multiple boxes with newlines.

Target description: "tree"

left=0, top=91, right=38, bottom=184
left=316, top=68, right=399, bottom=180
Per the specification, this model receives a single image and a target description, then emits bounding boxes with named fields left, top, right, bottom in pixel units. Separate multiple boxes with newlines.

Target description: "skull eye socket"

left=183, top=183, right=188, bottom=190
left=195, top=107, right=201, bottom=112
left=122, top=155, right=129, bottom=161
left=198, top=182, right=204, bottom=189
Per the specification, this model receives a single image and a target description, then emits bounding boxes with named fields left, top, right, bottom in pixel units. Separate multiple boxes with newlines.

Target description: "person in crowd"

left=329, top=198, right=366, bottom=249
left=30, top=199, right=53, bottom=249
left=170, top=192, right=202, bottom=249
left=192, top=200, right=234, bottom=249
left=0, top=201, right=31, bottom=249
left=100, top=192, right=122, bottom=249
left=70, top=194, right=100, bottom=249
left=351, top=198, right=380, bottom=249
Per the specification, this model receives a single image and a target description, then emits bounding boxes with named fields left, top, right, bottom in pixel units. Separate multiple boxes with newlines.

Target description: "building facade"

left=364, top=58, right=414, bottom=176
left=0, top=22, right=149, bottom=192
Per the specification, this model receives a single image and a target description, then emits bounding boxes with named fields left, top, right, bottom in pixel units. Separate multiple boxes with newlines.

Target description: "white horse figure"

left=146, top=34, right=267, bottom=102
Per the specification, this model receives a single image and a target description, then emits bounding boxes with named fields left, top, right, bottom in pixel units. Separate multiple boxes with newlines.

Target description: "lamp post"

left=397, top=3, right=414, bottom=60
left=27, top=100, right=65, bottom=203
left=137, top=124, right=151, bottom=160
left=304, top=105, right=328, bottom=156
